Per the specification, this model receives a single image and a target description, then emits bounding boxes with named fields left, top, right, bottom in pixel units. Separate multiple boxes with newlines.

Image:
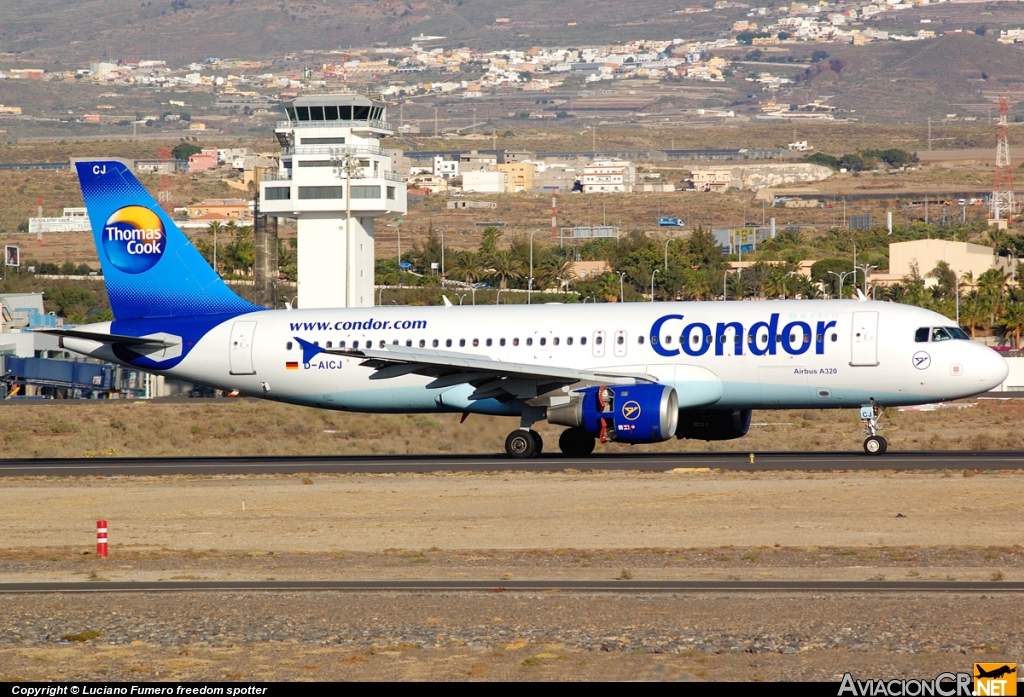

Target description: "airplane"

left=975, top=666, right=1016, bottom=680
left=44, top=160, right=1009, bottom=458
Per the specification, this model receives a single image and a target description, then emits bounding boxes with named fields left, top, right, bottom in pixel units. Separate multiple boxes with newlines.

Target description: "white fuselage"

left=68, top=299, right=1008, bottom=416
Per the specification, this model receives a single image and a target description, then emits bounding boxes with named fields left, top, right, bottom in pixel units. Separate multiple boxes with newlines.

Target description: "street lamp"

left=664, top=238, right=676, bottom=273
left=332, top=148, right=361, bottom=308
left=617, top=271, right=626, bottom=303
left=651, top=268, right=660, bottom=301
left=386, top=219, right=403, bottom=286
left=528, top=228, right=538, bottom=305
left=955, top=268, right=963, bottom=326
left=496, top=289, right=504, bottom=305
left=378, top=287, right=385, bottom=306
left=854, top=263, right=876, bottom=295
left=828, top=270, right=855, bottom=298
left=782, top=270, right=800, bottom=300
left=457, top=293, right=467, bottom=305
left=723, top=269, right=737, bottom=301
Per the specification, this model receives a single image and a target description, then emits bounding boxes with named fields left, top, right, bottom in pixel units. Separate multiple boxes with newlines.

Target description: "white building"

left=462, top=170, right=505, bottom=193
left=26, top=208, right=91, bottom=234
left=259, top=94, right=407, bottom=308
left=433, top=155, right=459, bottom=180
left=581, top=160, right=636, bottom=193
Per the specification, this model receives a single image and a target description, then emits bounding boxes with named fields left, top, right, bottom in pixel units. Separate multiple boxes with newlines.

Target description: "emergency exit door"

left=850, top=311, right=878, bottom=367
left=229, top=321, right=257, bottom=375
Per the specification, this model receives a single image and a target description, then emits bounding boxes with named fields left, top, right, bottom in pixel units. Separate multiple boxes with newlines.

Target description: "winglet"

left=293, top=336, right=324, bottom=364
left=856, top=288, right=867, bottom=301
left=442, top=295, right=453, bottom=307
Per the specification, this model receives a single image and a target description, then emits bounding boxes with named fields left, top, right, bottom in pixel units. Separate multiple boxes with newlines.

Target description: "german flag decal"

left=285, top=362, right=299, bottom=370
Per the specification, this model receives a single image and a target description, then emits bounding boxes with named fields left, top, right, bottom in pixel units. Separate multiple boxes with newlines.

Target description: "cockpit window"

left=947, top=326, right=970, bottom=340
left=915, top=327, right=930, bottom=343
left=931, top=327, right=954, bottom=342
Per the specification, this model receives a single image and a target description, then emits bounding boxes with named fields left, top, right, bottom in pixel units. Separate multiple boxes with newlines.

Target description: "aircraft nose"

left=974, top=344, right=1009, bottom=392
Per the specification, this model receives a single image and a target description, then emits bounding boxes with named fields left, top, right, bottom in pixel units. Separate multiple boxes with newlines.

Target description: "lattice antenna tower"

left=992, top=96, right=1016, bottom=221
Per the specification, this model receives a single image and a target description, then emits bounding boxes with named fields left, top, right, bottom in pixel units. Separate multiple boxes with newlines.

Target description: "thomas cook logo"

left=974, top=664, right=1016, bottom=696
left=102, top=205, right=165, bottom=274
left=621, top=400, right=641, bottom=421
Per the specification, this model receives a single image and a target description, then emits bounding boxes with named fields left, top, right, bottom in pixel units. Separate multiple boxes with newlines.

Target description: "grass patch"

left=61, top=630, right=102, bottom=642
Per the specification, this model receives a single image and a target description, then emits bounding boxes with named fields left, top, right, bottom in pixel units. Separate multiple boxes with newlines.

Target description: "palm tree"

left=596, top=273, right=620, bottom=302
left=997, top=301, right=1024, bottom=349
left=485, top=249, right=523, bottom=290
left=449, top=251, right=486, bottom=286
left=958, top=292, right=987, bottom=339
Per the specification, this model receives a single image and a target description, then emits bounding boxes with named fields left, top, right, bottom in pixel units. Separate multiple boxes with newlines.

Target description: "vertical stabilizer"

left=74, top=159, right=261, bottom=320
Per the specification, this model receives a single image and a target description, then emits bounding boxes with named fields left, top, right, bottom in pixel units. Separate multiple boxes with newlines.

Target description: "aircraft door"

left=229, top=321, right=257, bottom=375
left=592, top=330, right=606, bottom=358
left=850, top=311, right=879, bottom=366
left=614, top=330, right=627, bottom=357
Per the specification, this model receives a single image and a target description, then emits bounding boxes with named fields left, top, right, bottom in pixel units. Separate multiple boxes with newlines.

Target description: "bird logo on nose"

left=912, top=351, right=931, bottom=370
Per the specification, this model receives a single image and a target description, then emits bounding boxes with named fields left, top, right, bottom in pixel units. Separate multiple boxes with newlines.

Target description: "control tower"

left=259, top=93, right=406, bottom=308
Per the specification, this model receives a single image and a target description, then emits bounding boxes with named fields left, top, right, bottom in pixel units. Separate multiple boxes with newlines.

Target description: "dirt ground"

left=2, top=397, right=1023, bottom=459
left=0, top=469, right=1022, bottom=681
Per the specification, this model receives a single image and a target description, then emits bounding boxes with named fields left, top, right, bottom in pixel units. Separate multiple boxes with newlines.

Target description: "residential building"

left=497, top=162, right=535, bottom=192
left=581, top=160, right=636, bottom=193
left=186, top=199, right=251, bottom=221
left=888, top=239, right=1015, bottom=284
left=462, top=170, right=506, bottom=193
left=187, top=147, right=219, bottom=173
left=26, top=208, right=91, bottom=234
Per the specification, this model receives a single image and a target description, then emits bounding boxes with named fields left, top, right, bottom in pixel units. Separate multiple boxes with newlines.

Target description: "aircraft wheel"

left=505, top=430, right=536, bottom=459
left=529, top=430, right=544, bottom=457
left=864, top=435, right=887, bottom=455
left=559, top=428, right=596, bottom=457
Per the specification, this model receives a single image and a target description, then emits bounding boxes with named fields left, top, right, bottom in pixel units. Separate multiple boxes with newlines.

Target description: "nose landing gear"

left=861, top=403, right=887, bottom=455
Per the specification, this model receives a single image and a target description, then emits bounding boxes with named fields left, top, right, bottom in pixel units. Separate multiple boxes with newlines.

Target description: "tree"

left=172, top=142, right=201, bottom=160
left=997, top=301, right=1024, bottom=349
left=959, top=292, right=987, bottom=339
left=449, top=251, right=485, bottom=285
left=486, top=249, right=523, bottom=289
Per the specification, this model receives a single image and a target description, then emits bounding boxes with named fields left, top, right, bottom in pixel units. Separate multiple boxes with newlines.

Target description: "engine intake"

left=675, top=409, right=752, bottom=441
left=548, top=384, right=679, bottom=444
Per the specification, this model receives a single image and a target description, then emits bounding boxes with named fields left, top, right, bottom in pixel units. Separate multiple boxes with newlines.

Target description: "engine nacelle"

left=548, top=384, right=679, bottom=444
left=675, top=409, right=752, bottom=441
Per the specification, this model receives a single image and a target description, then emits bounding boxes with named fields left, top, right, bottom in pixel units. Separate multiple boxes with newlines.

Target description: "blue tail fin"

left=75, top=159, right=261, bottom=320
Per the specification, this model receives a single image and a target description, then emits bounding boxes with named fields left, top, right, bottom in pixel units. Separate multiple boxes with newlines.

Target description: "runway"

left=2, top=580, right=1023, bottom=594
left=1, top=450, right=1023, bottom=477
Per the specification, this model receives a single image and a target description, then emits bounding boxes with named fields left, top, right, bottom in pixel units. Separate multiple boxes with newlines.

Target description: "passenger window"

left=487, top=338, right=493, bottom=347
left=664, top=335, right=672, bottom=345
left=915, top=327, right=930, bottom=343
left=419, top=339, right=425, bottom=347
left=459, top=339, right=466, bottom=347
left=500, top=338, right=506, bottom=346
left=831, top=333, right=837, bottom=342
left=513, top=338, right=520, bottom=346
left=616, top=335, right=624, bottom=345
left=339, top=341, right=346, bottom=348
left=692, top=335, right=699, bottom=345
left=473, top=338, right=479, bottom=347
left=326, top=341, right=332, bottom=348
left=816, top=334, right=823, bottom=344
left=353, top=341, right=359, bottom=349
left=567, top=337, right=573, bottom=346
left=527, top=338, right=533, bottom=346
left=392, top=340, right=398, bottom=345
left=553, top=337, right=559, bottom=346
left=540, top=337, right=546, bottom=346
left=286, top=341, right=293, bottom=350
left=638, top=336, right=644, bottom=345
left=433, top=339, right=439, bottom=347
left=446, top=339, right=452, bottom=347
left=595, top=336, right=603, bottom=345
left=314, top=341, right=320, bottom=346
left=406, top=340, right=412, bottom=347
left=932, top=327, right=953, bottom=342
left=581, top=337, right=587, bottom=345
left=379, top=340, right=385, bottom=349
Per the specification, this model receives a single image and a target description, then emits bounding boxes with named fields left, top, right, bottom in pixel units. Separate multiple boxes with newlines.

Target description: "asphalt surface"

left=2, top=580, right=1023, bottom=594
left=1, top=450, right=1023, bottom=477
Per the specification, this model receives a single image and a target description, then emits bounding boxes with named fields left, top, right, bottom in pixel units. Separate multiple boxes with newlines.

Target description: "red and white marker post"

left=96, top=520, right=108, bottom=558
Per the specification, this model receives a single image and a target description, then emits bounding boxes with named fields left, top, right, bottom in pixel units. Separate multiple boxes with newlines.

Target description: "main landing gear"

left=861, top=403, right=888, bottom=455
left=504, top=429, right=543, bottom=458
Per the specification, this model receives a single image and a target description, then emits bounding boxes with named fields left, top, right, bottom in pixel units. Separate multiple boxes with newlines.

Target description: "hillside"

left=0, top=0, right=731, bottom=63
left=803, top=33, right=1024, bottom=120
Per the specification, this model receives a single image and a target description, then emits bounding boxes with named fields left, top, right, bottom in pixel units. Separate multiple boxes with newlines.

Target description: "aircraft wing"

left=35, top=328, right=179, bottom=349
left=293, top=337, right=654, bottom=402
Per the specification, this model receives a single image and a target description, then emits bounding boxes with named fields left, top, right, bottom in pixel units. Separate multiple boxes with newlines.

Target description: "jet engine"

left=548, top=384, right=679, bottom=444
left=675, top=408, right=752, bottom=441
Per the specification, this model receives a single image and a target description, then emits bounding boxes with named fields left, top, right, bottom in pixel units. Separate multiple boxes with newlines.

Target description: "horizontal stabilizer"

left=35, top=328, right=179, bottom=349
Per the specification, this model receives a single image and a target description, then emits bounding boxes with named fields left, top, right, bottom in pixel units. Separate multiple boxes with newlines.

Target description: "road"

left=0, top=450, right=1021, bottom=477
left=2, top=580, right=1023, bottom=594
